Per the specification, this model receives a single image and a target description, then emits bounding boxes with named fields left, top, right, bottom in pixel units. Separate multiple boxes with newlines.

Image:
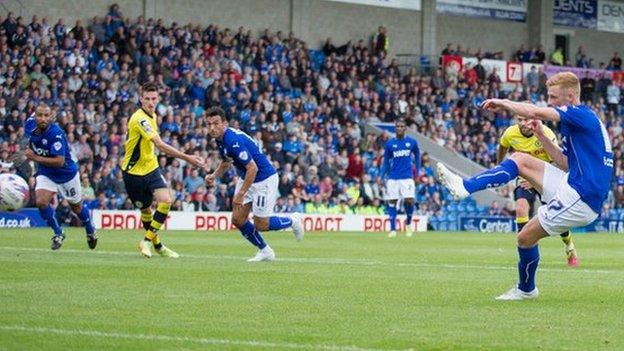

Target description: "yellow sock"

left=516, top=216, right=529, bottom=232
left=561, top=232, right=572, bottom=246
left=140, top=211, right=153, bottom=231
left=145, top=230, right=157, bottom=241
left=151, top=234, right=161, bottom=246
left=146, top=203, right=170, bottom=249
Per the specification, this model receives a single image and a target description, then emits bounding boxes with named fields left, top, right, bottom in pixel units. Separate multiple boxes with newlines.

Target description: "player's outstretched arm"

left=482, top=99, right=560, bottom=122
left=152, top=134, right=204, bottom=168
left=205, top=160, right=231, bottom=186
left=24, top=149, right=64, bottom=167
left=529, top=120, right=569, bottom=171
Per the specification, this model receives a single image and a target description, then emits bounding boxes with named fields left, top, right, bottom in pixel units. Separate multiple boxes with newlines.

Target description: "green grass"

left=0, top=228, right=623, bottom=350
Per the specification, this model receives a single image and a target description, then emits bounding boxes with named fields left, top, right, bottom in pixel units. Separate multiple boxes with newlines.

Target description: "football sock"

left=77, top=203, right=95, bottom=235
left=144, top=203, right=170, bottom=250
left=387, top=204, right=397, bottom=231
left=404, top=202, right=414, bottom=226
left=517, top=245, right=540, bottom=292
left=39, top=205, right=62, bottom=236
left=560, top=231, right=572, bottom=246
left=463, top=159, right=519, bottom=194
left=516, top=216, right=529, bottom=232
left=239, top=221, right=267, bottom=249
left=268, top=216, right=292, bottom=230
left=140, top=210, right=153, bottom=231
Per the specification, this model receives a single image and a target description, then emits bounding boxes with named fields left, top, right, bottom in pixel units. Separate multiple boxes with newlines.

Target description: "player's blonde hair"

left=546, top=72, right=580, bottom=97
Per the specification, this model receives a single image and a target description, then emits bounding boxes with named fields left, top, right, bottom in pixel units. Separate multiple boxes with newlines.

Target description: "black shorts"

left=122, top=168, right=167, bottom=209
left=513, top=185, right=539, bottom=203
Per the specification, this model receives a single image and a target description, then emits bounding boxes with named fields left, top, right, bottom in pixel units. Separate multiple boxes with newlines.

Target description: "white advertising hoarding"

left=92, top=210, right=428, bottom=232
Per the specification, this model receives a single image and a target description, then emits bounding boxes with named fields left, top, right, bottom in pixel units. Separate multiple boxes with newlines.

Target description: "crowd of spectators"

left=0, top=4, right=622, bottom=227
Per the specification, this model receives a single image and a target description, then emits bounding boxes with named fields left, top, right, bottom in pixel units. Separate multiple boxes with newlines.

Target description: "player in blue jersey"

left=435, top=72, right=614, bottom=300
left=24, top=104, right=97, bottom=250
left=381, top=119, right=420, bottom=238
left=204, top=107, right=304, bottom=262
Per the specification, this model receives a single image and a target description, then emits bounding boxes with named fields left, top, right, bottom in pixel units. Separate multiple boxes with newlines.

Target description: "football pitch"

left=0, top=228, right=623, bottom=351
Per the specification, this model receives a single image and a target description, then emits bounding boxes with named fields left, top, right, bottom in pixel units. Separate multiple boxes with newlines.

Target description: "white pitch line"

left=0, top=325, right=409, bottom=351
left=0, top=246, right=620, bottom=275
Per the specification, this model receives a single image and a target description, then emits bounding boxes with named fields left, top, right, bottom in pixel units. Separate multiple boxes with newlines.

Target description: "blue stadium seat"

left=449, top=221, right=458, bottom=231
left=438, top=221, right=448, bottom=231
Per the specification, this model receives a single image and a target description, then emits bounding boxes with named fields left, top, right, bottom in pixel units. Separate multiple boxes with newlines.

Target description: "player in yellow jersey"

left=122, top=83, right=204, bottom=258
left=497, top=116, right=579, bottom=267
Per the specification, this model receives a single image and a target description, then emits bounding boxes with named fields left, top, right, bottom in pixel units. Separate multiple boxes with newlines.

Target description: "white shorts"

left=537, top=163, right=598, bottom=236
left=35, top=172, right=82, bottom=204
left=385, top=178, right=415, bottom=200
left=235, top=173, right=278, bottom=217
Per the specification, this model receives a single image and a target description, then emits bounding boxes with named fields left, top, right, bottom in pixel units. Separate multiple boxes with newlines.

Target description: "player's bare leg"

left=35, top=189, right=64, bottom=250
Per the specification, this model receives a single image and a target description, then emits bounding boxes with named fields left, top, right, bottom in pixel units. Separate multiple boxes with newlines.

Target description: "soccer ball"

left=0, top=173, right=29, bottom=211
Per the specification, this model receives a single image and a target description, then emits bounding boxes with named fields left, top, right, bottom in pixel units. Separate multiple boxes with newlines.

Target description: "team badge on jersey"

left=239, top=151, right=248, bottom=161
left=140, top=119, right=152, bottom=133
left=53, top=141, right=62, bottom=151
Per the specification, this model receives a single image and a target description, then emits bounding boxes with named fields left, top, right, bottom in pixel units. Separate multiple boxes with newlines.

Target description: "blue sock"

left=268, top=216, right=292, bottom=231
left=463, top=159, right=519, bottom=194
left=39, top=205, right=62, bottom=236
left=77, top=204, right=95, bottom=235
left=239, top=221, right=267, bottom=249
left=387, top=204, right=397, bottom=231
left=404, top=202, right=414, bottom=226
left=517, top=245, right=540, bottom=292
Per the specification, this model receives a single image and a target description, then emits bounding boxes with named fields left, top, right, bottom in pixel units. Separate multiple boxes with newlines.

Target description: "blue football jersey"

left=27, top=119, right=78, bottom=183
left=382, top=136, right=420, bottom=180
left=218, top=128, right=276, bottom=183
left=556, top=105, right=614, bottom=213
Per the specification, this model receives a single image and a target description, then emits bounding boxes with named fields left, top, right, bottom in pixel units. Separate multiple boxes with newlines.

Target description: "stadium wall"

left=4, top=0, right=143, bottom=24
left=436, top=14, right=529, bottom=60
left=553, top=26, right=622, bottom=66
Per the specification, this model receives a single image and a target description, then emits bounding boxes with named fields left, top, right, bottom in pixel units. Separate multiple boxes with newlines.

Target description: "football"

left=0, top=173, right=30, bottom=211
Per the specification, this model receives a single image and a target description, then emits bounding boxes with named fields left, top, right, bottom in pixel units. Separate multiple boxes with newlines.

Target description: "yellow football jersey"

left=121, top=108, right=160, bottom=176
left=499, top=124, right=557, bottom=163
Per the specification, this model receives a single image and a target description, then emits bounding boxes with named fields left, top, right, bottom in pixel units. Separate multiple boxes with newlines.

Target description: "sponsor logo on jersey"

left=393, top=150, right=411, bottom=157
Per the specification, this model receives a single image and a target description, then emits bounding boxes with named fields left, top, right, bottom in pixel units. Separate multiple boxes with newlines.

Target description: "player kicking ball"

left=24, top=104, right=97, bottom=250
left=381, top=119, right=420, bottom=238
left=204, top=107, right=304, bottom=262
left=497, top=116, right=578, bottom=266
left=436, top=72, right=613, bottom=300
